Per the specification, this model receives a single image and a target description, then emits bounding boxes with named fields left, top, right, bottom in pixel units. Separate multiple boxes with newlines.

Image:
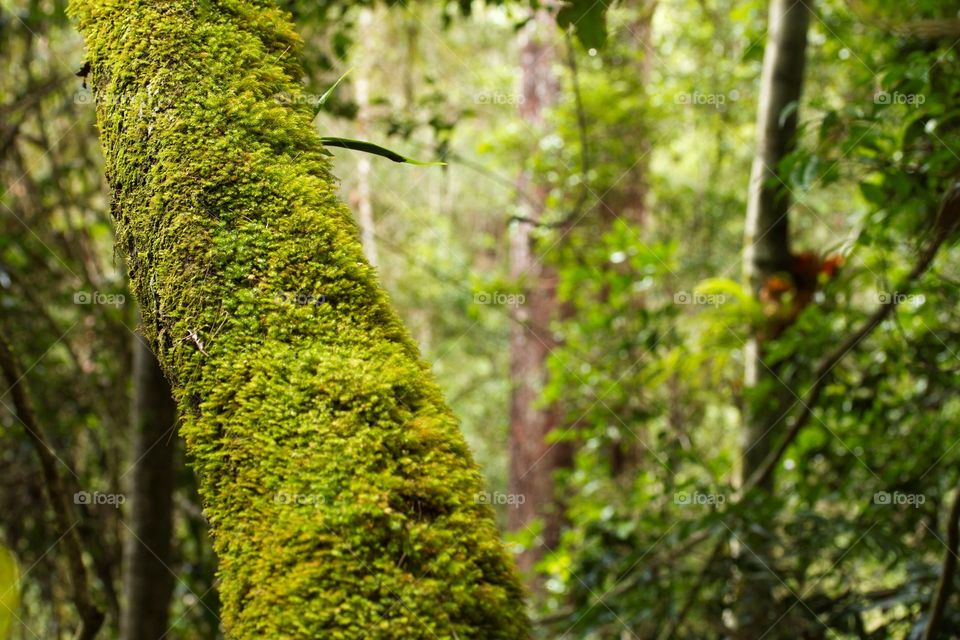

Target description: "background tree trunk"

left=120, top=334, right=177, bottom=640
left=737, top=0, right=811, bottom=636
left=352, top=8, right=379, bottom=269
left=70, top=0, right=529, bottom=637
left=508, top=11, right=572, bottom=580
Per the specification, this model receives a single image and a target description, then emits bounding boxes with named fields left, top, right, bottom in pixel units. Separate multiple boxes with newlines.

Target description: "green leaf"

left=778, top=100, right=800, bottom=128
left=319, top=137, right=446, bottom=166
left=860, top=182, right=886, bottom=205
left=313, top=67, right=352, bottom=117
left=556, top=0, right=609, bottom=50
left=694, top=277, right=753, bottom=304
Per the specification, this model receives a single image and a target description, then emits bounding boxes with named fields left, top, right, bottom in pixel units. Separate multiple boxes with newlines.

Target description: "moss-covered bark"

left=69, top=1, right=529, bottom=637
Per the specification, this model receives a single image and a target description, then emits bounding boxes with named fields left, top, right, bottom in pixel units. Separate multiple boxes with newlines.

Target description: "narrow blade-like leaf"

left=320, top=137, right=446, bottom=166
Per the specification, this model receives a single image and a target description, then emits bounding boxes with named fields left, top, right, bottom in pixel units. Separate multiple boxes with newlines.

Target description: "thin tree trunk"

left=70, top=1, right=528, bottom=637
left=737, top=0, right=811, bottom=636
left=508, top=12, right=571, bottom=580
left=600, top=0, right=657, bottom=478
left=742, top=0, right=811, bottom=489
left=600, top=0, right=656, bottom=228
left=352, top=8, right=378, bottom=268
left=120, top=335, right=177, bottom=640
left=922, top=482, right=960, bottom=640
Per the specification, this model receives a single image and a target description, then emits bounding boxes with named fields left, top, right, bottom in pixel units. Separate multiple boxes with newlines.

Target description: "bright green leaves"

left=314, top=66, right=352, bottom=114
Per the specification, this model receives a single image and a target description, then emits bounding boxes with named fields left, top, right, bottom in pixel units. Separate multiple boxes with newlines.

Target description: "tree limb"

left=0, top=327, right=104, bottom=640
left=739, top=220, right=955, bottom=497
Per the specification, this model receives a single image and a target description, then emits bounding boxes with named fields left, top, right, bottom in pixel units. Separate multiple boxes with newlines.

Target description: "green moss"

left=68, top=0, right=530, bottom=636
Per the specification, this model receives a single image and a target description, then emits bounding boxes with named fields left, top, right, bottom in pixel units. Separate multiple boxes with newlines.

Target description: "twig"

left=0, top=73, right=68, bottom=118
left=444, top=151, right=542, bottom=209
left=738, top=220, right=954, bottom=497
left=657, top=536, right=726, bottom=640
left=656, top=204, right=955, bottom=625
left=0, top=327, right=104, bottom=639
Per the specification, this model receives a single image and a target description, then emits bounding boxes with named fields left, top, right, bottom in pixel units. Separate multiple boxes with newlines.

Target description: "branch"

left=0, top=328, right=104, bottom=640
left=444, top=151, right=542, bottom=208
left=0, top=73, right=69, bottom=118
left=532, top=527, right=720, bottom=627
left=922, top=482, right=960, bottom=640
left=738, top=221, right=954, bottom=497
left=656, top=536, right=726, bottom=640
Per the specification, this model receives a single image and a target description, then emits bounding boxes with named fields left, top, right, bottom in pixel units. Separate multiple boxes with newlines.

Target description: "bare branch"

left=0, top=326, right=104, bottom=640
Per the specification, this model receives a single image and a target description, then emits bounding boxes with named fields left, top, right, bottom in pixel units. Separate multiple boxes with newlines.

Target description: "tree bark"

left=70, top=1, right=529, bottom=637
left=351, top=8, right=379, bottom=269
left=742, top=0, right=811, bottom=489
left=120, top=335, right=178, bottom=640
left=508, top=12, right=571, bottom=579
left=737, top=0, right=811, bottom=636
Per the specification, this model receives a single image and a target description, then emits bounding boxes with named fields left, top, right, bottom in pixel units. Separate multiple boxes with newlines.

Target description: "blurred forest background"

left=2, top=0, right=960, bottom=637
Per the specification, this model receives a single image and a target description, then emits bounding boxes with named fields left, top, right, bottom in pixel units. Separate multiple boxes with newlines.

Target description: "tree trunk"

left=70, top=1, right=529, bottom=637
left=737, top=0, right=811, bottom=636
left=599, top=0, right=656, bottom=229
left=508, top=12, right=571, bottom=580
left=742, top=0, right=811, bottom=488
left=351, top=8, right=379, bottom=269
left=120, top=335, right=177, bottom=640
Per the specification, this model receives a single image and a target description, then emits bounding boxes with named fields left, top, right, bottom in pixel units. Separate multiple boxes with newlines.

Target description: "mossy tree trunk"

left=69, top=1, right=529, bottom=637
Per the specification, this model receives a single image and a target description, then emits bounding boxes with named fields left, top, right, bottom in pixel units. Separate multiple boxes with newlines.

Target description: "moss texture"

left=68, top=0, right=530, bottom=637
